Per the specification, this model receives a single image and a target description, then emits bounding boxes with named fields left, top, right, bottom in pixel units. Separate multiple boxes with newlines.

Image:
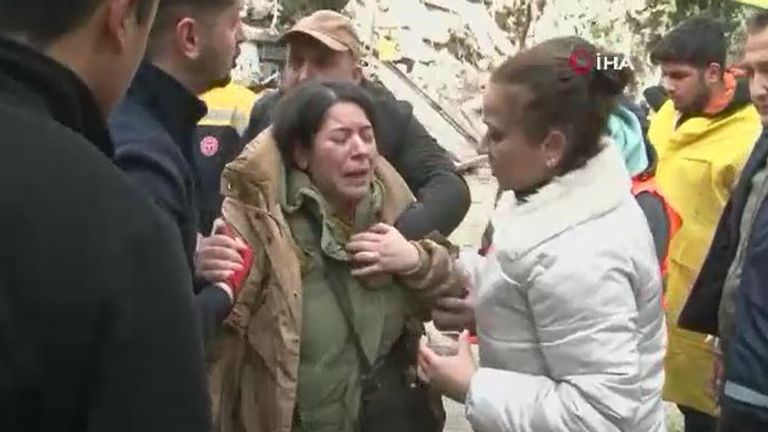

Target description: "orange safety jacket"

left=632, top=173, right=682, bottom=309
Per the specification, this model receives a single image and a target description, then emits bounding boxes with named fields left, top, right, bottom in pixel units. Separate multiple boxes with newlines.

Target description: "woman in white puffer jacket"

left=346, top=36, right=667, bottom=432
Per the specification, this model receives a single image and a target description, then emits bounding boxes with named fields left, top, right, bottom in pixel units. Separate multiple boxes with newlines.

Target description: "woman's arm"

left=398, top=237, right=467, bottom=304
left=466, top=253, right=653, bottom=432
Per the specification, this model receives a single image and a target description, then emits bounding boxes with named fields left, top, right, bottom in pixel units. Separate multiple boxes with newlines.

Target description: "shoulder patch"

left=200, top=135, right=219, bottom=157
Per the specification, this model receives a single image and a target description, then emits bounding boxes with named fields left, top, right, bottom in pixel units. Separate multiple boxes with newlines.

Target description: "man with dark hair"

left=650, top=16, right=730, bottom=115
left=678, top=9, right=768, bottom=432
left=110, top=0, right=249, bottom=344
left=0, top=0, right=211, bottom=431
left=648, top=14, right=763, bottom=432
left=238, top=10, right=471, bottom=240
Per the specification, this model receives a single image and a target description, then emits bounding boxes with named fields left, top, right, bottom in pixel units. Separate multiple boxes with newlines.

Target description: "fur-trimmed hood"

left=491, top=140, right=632, bottom=259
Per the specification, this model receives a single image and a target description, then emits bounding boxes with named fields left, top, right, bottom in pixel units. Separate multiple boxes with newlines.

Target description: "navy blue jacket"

left=679, top=128, right=768, bottom=421
left=110, top=63, right=232, bottom=346
left=241, top=80, right=471, bottom=240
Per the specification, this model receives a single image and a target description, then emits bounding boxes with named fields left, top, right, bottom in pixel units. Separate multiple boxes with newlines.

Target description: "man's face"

left=195, top=0, right=244, bottom=90
left=282, top=35, right=359, bottom=89
left=659, top=62, right=712, bottom=113
left=744, top=26, right=768, bottom=124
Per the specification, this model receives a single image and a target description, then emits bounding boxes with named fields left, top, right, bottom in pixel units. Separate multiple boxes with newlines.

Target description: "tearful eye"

left=360, top=129, right=374, bottom=143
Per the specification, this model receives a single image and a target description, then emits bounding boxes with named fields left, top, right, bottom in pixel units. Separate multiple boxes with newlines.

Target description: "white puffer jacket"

left=463, top=143, right=667, bottom=432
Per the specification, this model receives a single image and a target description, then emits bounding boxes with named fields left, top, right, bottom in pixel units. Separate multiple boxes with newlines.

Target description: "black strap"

left=323, top=258, right=374, bottom=372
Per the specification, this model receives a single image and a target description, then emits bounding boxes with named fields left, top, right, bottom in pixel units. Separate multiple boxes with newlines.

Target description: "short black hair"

left=748, top=10, right=768, bottom=35
left=650, top=15, right=727, bottom=68
left=272, top=80, right=379, bottom=167
left=0, top=0, right=155, bottom=47
left=148, top=0, right=236, bottom=55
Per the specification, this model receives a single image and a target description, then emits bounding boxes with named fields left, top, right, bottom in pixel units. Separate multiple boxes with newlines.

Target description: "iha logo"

left=568, top=48, right=634, bottom=75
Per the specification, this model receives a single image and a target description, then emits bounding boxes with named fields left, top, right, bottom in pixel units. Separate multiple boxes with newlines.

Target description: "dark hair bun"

left=592, top=61, right=633, bottom=96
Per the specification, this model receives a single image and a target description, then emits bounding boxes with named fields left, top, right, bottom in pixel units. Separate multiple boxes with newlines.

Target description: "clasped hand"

left=346, top=223, right=420, bottom=277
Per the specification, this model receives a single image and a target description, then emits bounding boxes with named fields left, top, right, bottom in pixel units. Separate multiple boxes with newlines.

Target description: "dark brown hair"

left=490, top=36, right=632, bottom=174
left=650, top=15, right=727, bottom=68
left=147, top=0, right=237, bottom=57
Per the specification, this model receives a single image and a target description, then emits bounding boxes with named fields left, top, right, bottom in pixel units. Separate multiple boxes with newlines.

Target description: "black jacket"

left=238, top=80, right=471, bottom=240
left=110, top=63, right=233, bottom=346
left=679, top=129, right=768, bottom=420
left=0, top=38, right=210, bottom=431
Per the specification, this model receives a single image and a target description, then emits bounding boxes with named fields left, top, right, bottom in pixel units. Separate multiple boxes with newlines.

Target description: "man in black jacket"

left=236, top=10, right=471, bottom=240
left=0, top=1, right=210, bottom=431
left=679, top=11, right=768, bottom=431
left=110, top=0, right=249, bottom=345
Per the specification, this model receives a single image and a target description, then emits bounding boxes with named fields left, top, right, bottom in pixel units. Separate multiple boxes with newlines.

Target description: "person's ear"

left=704, top=62, right=723, bottom=84
left=292, top=143, right=310, bottom=171
left=176, top=17, right=202, bottom=60
left=542, top=129, right=566, bottom=170
left=104, top=0, right=140, bottom=52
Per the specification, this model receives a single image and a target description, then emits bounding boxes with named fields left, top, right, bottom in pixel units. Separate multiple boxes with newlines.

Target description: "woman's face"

left=483, top=83, right=562, bottom=192
left=295, top=101, right=378, bottom=208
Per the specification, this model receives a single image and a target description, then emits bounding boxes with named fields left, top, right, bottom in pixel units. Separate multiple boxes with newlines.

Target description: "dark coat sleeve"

left=193, top=285, right=233, bottom=350
left=242, top=90, right=280, bottom=144
left=114, top=141, right=232, bottom=350
left=113, top=141, right=187, bottom=226
left=635, top=192, right=670, bottom=264
left=376, top=97, right=471, bottom=239
left=87, top=217, right=212, bottom=432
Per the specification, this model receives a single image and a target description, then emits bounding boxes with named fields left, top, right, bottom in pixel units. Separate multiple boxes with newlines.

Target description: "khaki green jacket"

left=208, top=129, right=462, bottom=432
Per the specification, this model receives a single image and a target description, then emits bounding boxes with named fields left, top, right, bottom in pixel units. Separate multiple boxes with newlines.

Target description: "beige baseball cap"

left=280, top=10, right=362, bottom=59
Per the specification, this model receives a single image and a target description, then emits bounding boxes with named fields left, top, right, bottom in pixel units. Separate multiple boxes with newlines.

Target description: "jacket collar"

left=676, top=70, right=753, bottom=127
left=281, top=168, right=384, bottom=260
left=0, top=36, right=114, bottom=157
left=492, top=141, right=630, bottom=257
left=126, top=62, right=206, bottom=158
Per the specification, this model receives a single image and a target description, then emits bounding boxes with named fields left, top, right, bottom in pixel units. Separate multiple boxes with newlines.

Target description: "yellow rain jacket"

left=649, top=87, right=761, bottom=415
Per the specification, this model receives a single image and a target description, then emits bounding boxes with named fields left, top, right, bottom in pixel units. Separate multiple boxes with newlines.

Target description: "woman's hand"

left=432, top=295, right=477, bottom=333
left=417, top=330, right=478, bottom=403
left=346, top=223, right=420, bottom=277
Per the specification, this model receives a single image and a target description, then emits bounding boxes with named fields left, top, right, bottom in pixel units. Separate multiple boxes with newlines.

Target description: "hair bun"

left=592, top=62, right=632, bottom=96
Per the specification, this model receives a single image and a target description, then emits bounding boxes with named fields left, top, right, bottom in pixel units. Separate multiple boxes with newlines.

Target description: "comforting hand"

left=417, top=330, right=478, bottom=403
left=432, top=295, right=476, bottom=333
left=194, top=219, right=247, bottom=283
left=346, top=223, right=420, bottom=277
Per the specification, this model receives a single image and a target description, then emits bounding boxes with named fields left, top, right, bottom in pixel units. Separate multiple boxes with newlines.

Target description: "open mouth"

left=344, top=168, right=370, bottom=181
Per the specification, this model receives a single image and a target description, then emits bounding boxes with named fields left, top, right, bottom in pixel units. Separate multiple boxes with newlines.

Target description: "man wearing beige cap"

left=237, top=10, right=470, bottom=240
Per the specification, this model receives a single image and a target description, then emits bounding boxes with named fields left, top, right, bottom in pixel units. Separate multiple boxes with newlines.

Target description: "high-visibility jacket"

left=631, top=174, right=682, bottom=278
left=649, top=92, right=760, bottom=415
left=194, top=83, right=260, bottom=234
